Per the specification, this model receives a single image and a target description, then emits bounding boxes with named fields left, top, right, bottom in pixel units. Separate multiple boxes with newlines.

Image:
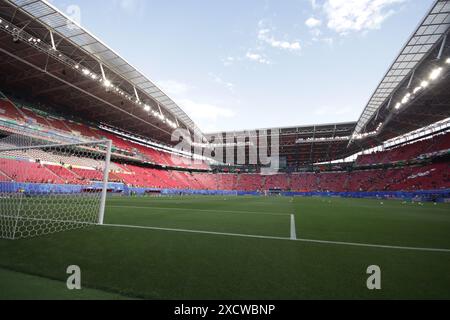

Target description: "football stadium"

left=0, top=0, right=449, bottom=302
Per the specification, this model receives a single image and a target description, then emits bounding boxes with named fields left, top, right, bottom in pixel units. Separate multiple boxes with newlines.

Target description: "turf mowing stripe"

left=100, top=223, right=450, bottom=254
left=290, top=214, right=297, bottom=240
left=108, top=205, right=290, bottom=216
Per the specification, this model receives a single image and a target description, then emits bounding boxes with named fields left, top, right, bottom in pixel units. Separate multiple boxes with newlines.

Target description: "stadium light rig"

left=392, top=58, right=449, bottom=112
left=296, top=136, right=351, bottom=143
left=0, top=16, right=180, bottom=131
left=429, top=67, right=443, bottom=81
left=353, top=56, right=450, bottom=142
left=0, top=19, right=9, bottom=29
left=401, top=93, right=411, bottom=104
left=28, top=37, right=41, bottom=43
left=413, top=86, right=422, bottom=94
left=75, top=63, right=178, bottom=128
left=102, top=79, right=112, bottom=88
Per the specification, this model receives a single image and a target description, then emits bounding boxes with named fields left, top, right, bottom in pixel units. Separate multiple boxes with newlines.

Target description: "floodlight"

left=103, top=79, right=112, bottom=87
left=429, top=67, right=442, bottom=80
left=413, top=86, right=422, bottom=94
left=401, top=93, right=411, bottom=104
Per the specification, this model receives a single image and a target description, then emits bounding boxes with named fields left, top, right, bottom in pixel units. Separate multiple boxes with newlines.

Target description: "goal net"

left=0, top=135, right=112, bottom=240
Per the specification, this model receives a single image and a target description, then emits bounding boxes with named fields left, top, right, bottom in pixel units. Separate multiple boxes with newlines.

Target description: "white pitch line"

left=108, top=205, right=290, bottom=216
left=290, top=214, right=297, bottom=240
left=99, top=223, right=450, bottom=254
left=294, top=237, right=450, bottom=253
left=102, top=223, right=287, bottom=241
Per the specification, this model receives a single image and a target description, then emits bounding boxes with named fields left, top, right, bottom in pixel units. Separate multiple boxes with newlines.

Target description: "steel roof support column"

left=309, top=126, right=316, bottom=163
left=407, top=69, right=415, bottom=89
left=437, top=32, right=447, bottom=60
left=100, top=62, right=106, bottom=81
left=49, top=29, right=56, bottom=50
left=133, top=86, right=140, bottom=102
left=157, top=103, right=163, bottom=117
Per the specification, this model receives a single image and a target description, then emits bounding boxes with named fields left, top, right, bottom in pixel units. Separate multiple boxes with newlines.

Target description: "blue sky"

left=49, top=0, right=434, bottom=133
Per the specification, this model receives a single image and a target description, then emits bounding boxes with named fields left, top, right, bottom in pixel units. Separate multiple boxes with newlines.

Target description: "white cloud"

left=157, top=80, right=190, bottom=96
left=209, top=73, right=235, bottom=93
left=323, top=0, right=405, bottom=34
left=245, top=51, right=271, bottom=65
left=222, top=56, right=236, bottom=67
left=321, top=37, right=334, bottom=46
left=113, top=0, right=145, bottom=15
left=157, top=79, right=236, bottom=128
left=177, top=99, right=235, bottom=121
left=309, top=0, right=320, bottom=10
left=315, top=105, right=352, bottom=116
left=305, top=17, right=322, bottom=28
left=258, top=28, right=301, bottom=51
left=310, top=28, right=322, bottom=37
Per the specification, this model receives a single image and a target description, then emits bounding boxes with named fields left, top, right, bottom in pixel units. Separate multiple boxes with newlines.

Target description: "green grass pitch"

left=0, top=195, right=450, bottom=299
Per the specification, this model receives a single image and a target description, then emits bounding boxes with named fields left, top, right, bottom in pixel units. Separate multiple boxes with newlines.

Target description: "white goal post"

left=0, top=137, right=112, bottom=240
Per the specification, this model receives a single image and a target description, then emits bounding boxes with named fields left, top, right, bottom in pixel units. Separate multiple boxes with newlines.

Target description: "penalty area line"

left=290, top=214, right=297, bottom=240
left=101, top=223, right=287, bottom=241
left=99, top=223, right=450, bottom=254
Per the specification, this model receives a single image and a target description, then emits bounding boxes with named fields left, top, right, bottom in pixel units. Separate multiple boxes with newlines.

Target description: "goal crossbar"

left=0, top=139, right=111, bottom=152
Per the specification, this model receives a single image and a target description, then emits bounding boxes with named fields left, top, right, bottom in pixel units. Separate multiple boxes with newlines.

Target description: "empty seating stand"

left=0, top=94, right=448, bottom=193
left=0, top=100, right=24, bottom=121
left=357, top=132, right=450, bottom=165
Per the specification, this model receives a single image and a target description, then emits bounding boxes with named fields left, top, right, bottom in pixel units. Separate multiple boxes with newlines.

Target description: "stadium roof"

left=0, top=0, right=203, bottom=144
left=353, top=0, right=450, bottom=138
left=206, top=122, right=358, bottom=166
